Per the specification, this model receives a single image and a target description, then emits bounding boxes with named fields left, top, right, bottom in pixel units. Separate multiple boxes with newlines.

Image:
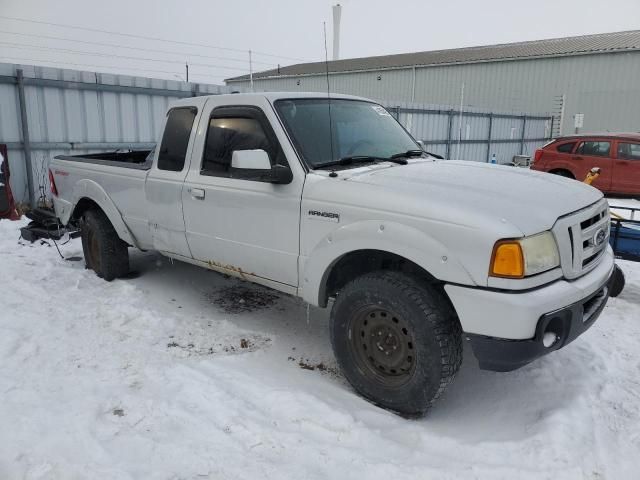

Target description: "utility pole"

left=185, top=62, right=189, bottom=83
left=249, top=50, right=254, bottom=92
left=16, top=69, right=34, bottom=207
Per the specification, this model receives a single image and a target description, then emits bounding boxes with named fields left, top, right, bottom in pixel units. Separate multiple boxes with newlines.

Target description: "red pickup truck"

left=531, top=133, right=640, bottom=195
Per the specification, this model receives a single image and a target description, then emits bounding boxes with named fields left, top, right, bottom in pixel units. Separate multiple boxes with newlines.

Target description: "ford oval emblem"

left=594, top=228, right=606, bottom=246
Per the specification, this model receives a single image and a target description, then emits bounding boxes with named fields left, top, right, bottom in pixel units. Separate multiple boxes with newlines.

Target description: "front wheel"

left=330, top=271, right=462, bottom=416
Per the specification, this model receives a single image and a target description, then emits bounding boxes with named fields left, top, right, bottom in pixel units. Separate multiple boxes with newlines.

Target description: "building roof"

left=226, top=30, right=640, bottom=82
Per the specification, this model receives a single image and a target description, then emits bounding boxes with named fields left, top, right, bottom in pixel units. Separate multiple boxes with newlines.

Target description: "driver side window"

left=202, top=117, right=272, bottom=176
left=201, top=107, right=286, bottom=179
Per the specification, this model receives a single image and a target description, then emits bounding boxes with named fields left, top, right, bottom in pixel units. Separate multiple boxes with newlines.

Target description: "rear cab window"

left=157, top=107, right=198, bottom=172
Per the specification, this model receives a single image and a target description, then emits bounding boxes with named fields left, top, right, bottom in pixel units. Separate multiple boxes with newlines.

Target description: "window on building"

left=556, top=142, right=576, bottom=153
left=576, top=141, right=611, bottom=157
left=201, top=115, right=275, bottom=177
left=157, top=107, right=197, bottom=172
left=617, top=142, right=640, bottom=160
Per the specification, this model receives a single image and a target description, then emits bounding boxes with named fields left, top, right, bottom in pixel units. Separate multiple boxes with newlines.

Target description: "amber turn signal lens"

left=490, top=241, right=524, bottom=278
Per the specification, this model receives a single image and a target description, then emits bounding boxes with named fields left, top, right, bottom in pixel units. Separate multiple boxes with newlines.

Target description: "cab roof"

left=169, top=91, right=375, bottom=108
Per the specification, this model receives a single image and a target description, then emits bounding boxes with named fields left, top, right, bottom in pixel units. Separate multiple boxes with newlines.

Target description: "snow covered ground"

left=1, top=214, right=639, bottom=480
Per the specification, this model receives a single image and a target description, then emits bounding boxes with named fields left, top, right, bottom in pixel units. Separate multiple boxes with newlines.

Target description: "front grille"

left=552, top=199, right=610, bottom=279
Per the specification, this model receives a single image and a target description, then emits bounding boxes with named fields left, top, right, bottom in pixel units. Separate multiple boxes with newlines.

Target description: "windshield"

left=274, top=98, right=419, bottom=168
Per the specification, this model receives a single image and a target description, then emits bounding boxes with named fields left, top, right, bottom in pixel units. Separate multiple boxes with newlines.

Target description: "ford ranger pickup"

left=49, top=93, right=623, bottom=416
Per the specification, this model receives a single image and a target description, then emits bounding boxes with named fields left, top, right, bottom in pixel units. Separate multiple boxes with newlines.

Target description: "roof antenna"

left=323, top=21, right=337, bottom=178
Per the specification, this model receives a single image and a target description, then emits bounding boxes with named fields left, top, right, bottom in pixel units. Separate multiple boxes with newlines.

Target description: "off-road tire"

left=81, top=209, right=129, bottom=281
left=330, top=271, right=462, bottom=416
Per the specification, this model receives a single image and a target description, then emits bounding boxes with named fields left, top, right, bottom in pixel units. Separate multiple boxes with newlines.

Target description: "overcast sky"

left=1, top=0, right=639, bottom=84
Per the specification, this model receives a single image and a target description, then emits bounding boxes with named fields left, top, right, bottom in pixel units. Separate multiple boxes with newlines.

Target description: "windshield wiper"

left=313, top=155, right=389, bottom=169
left=389, top=149, right=426, bottom=160
left=314, top=154, right=415, bottom=170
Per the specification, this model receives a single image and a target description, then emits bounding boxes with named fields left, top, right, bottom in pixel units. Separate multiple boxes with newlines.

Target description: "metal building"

left=226, top=30, right=640, bottom=137
left=0, top=62, right=241, bottom=204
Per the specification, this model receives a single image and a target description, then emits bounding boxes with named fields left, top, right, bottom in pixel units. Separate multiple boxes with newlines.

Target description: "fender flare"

left=300, top=220, right=475, bottom=306
left=65, top=179, right=139, bottom=248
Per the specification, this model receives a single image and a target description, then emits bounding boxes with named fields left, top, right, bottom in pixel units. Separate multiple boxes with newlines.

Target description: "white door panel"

left=183, top=178, right=301, bottom=285
left=146, top=174, right=192, bottom=256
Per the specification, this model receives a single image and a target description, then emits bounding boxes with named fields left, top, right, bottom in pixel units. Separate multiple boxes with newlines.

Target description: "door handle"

left=572, top=156, right=583, bottom=160
left=189, top=188, right=205, bottom=199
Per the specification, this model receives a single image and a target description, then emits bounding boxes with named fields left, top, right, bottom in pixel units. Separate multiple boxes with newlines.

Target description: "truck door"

left=146, top=106, right=200, bottom=258
left=612, top=140, right=640, bottom=195
left=573, top=139, right=613, bottom=191
left=182, top=97, right=303, bottom=289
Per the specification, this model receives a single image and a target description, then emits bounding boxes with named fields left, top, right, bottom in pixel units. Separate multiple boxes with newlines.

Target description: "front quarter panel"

left=300, top=215, right=475, bottom=306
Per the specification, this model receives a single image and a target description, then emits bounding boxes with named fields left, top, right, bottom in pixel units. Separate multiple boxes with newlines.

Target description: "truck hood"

left=341, top=160, right=603, bottom=236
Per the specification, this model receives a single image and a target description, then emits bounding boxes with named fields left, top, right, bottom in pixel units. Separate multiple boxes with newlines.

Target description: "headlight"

left=490, top=231, right=560, bottom=278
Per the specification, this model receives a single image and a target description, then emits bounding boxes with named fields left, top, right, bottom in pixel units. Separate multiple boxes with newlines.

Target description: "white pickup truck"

left=50, top=92, right=623, bottom=416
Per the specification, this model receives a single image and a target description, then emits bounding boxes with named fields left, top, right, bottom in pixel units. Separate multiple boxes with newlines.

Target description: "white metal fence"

left=1, top=63, right=552, bottom=205
left=0, top=63, right=244, bottom=204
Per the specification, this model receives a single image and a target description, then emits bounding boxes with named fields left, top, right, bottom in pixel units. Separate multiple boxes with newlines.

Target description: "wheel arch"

left=321, top=249, right=440, bottom=307
left=66, top=179, right=138, bottom=247
left=548, top=167, right=575, bottom=179
left=301, top=220, right=474, bottom=307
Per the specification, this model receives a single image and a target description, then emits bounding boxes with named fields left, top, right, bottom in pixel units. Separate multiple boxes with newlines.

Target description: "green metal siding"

left=234, top=51, right=640, bottom=135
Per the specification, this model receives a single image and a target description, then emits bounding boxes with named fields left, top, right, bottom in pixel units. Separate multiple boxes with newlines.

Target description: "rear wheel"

left=80, top=209, right=129, bottom=281
left=330, top=271, right=462, bottom=416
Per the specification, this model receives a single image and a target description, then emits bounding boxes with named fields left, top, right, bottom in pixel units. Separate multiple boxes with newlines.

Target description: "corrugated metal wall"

left=388, top=102, right=550, bottom=162
left=230, top=51, right=640, bottom=137
left=0, top=62, right=244, bottom=203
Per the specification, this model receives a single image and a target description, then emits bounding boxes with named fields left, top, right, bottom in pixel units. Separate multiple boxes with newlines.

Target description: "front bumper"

left=445, top=247, right=618, bottom=372
left=466, top=280, right=610, bottom=371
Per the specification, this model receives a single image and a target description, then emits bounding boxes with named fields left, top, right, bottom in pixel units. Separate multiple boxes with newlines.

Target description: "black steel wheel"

left=350, top=307, right=416, bottom=387
left=330, top=271, right=462, bottom=416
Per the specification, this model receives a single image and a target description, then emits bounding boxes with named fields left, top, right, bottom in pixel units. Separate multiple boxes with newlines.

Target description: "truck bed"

left=50, top=152, right=153, bottom=250
left=55, top=149, right=153, bottom=170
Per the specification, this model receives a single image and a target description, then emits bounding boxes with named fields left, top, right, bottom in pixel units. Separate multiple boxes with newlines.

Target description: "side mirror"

left=417, top=140, right=426, bottom=151
left=230, top=149, right=293, bottom=184
left=270, top=164, right=293, bottom=184
left=231, top=149, right=271, bottom=170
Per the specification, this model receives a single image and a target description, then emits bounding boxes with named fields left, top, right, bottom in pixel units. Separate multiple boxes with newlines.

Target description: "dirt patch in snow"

left=206, top=284, right=281, bottom=314
left=166, top=335, right=271, bottom=357
left=288, top=356, right=341, bottom=377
